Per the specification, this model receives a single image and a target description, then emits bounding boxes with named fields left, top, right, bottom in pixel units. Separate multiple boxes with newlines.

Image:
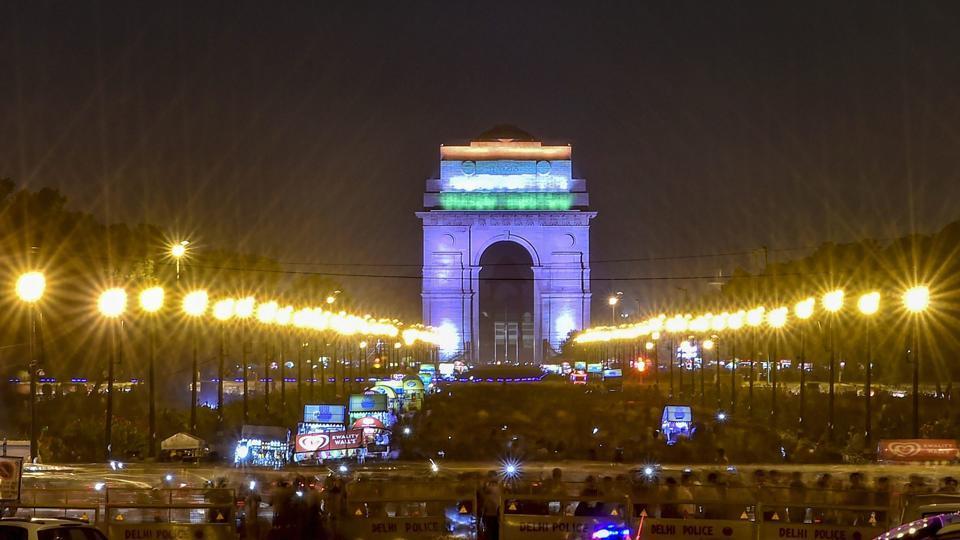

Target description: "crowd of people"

left=229, top=465, right=960, bottom=540
left=399, top=380, right=960, bottom=464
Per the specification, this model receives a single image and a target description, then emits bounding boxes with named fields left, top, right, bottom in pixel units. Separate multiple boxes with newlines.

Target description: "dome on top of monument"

left=476, top=124, right=537, bottom=142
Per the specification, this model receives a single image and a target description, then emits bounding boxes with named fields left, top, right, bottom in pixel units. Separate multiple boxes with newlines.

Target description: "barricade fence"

left=339, top=486, right=477, bottom=539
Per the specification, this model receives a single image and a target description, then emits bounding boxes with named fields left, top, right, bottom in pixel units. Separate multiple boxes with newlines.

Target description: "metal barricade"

left=104, top=488, right=235, bottom=540
left=499, top=494, right=633, bottom=540
left=14, top=488, right=102, bottom=523
left=337, top=482, right=477, bottom=539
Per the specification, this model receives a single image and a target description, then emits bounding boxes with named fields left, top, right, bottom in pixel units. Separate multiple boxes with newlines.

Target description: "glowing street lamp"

left=726, top=311, right=744, bottom=413
left=16, top=272, right=46, bottom=304
left=212, top=298, right=235, bottom=425
left=608, top=293, right=621, bottom=324
left=138, top=286, right=164, bottom=459
left=16, top=271, right=46, bottom=462
left=793, top=297, right=815, bottom=431
left=821, top=289, right=844, bottom=313
left=97, top=287, right=126, bottom=461
left=903, top=286, right=929, bottom=314
left=903, top=285, right=930, bottom=437
left=234, top=296, right=255, bottom=422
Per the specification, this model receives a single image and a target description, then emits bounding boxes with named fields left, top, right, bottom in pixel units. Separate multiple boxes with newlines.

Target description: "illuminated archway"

left=417, top=129, right=594, bottom=363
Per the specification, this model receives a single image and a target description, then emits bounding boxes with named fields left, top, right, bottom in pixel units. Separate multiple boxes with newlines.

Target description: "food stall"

left=234, top=425, right=290, bottom=468
left=293, top=404, right=349, bottom=464
left=160, top=432, right=209, bottom=461
left=660, top=405, right=695, bottom=446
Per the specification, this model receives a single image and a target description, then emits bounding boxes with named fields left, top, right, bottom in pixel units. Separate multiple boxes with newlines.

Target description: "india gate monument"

left=417, top=126, right=595, bottom=364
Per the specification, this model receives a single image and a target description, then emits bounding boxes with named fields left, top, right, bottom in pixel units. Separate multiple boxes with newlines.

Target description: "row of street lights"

left=584, top=285, right=932, bottom=441
left=12, top=265, right=453, bottom=461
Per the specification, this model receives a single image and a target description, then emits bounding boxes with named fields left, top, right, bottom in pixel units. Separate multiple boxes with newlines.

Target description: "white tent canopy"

left=160, top=432, right=205, bottom=451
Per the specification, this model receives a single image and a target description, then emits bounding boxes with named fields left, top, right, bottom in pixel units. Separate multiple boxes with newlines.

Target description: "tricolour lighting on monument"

left=439, top=192, right=574, bottom=211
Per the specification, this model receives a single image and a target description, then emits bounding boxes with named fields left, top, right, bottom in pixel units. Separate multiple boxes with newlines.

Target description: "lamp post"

left=745, top=307, right=765, bottom=415
left=97, top=287, right=127, bottom=460
left=793, top=298, right=814, bottom=431
left=704, top=338, right=717, bottom=409
left=212, top=298, right=235, bottom=427
left=727, top=311, right=744, bottom=414
left=234, top=296, right=255, bottom=423
left=608, top=294, right=620, bottom=325
left=275, top=306, right=292, bottom=419
left=360, top=341, right=368, bottom=389
left=903, top=286, right=930, bottom=438
left=170, top=241, right=189, bottom=281
left=766, top=307, right=788, bottom=423
left=16, top=271, right=45, bottom=462
left=138, top=286, right=164, bottom=458
left=256, top=301, right=278, bottom=416
left=821, top=289, right=844, bottom=439
left=183, top=290, right=208, bottom=434
left=857, top=292, right=880, bottom=442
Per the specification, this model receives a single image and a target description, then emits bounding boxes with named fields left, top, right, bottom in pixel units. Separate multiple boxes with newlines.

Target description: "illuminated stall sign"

left=295, top=429, right=364, bottom=453
left=349, top=393, right=388, bottom=413
left=303, top=404, right=346, bottom=424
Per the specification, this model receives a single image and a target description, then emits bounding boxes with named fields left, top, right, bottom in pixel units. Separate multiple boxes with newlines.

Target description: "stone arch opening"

left=478, top=241, right=535, bottom=364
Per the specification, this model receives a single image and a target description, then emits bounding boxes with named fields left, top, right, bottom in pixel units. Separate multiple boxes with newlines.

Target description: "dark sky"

left=3, top=1, right=960, bottom=320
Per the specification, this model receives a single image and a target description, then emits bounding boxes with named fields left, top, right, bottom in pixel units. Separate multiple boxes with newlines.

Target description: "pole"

left=148, top=317, right=157, bottom=457
left=280, top=333, right=287, bottom=415
left=699, top=339, right=706, bottom=408
left=730, top=338, right=737, bottom=413
left=748, top=329, right=756, bottom=415
left=191, top=325, right=198, bottom=434
left=771, top=332, right=778, bottom=423
left=217, top=324, right=225, bottom=428
left=653, top=340, right=659, bottom=390
left=263, top=339, right=270, bottom=415
left=242, top=323, right=249, bottom=423
left=715, top=339, right=721, bottom=410
left=668, top=338, right=675, bottom=399
left=105, top=321, right=118, bottom=461
left=912, top=318, right=920, bottom=438
left=828, top=318, right=836, bottom=439
left=28, top=306, right=38, bottom=462
left=865, top=318, right=872, bottom=443
left=798, top=326, right=805, bottom=432
left=296, top=336, right=303, bottom=413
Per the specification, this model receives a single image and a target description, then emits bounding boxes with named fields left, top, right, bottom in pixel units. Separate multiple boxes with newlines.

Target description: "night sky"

left=3, top=1, right=960, bottom=320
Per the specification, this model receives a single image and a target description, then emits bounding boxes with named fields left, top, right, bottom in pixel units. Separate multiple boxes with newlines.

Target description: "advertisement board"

left=303, top=404, right=346, bottom=424
left=0, top=456, right=23, bottom=502
left=295, top=429, right=364, bottom=453
left=603, top=369, right=622, bottom=378
left=878, top=439, right=959, bottom=462
left=350, top=393, right=388, bottom=413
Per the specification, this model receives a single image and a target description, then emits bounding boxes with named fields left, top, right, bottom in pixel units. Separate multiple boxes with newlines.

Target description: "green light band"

left=439, top=192, right=574, bottom=211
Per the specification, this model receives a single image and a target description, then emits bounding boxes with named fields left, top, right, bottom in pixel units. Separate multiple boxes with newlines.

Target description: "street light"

left=234, top=297, right=255, bottom=422
left=858, top=291, right=880, bottom=443
left=727, top=311, right=744, bottom=413
left=212, top=298, right=235, bottom=426
left=16, top=271, right=45, bottom=462
left=170, top=241, right=189, bottom=280
left=903, top=285, right=930, bottom=437
left=608, top=294, right=621, bottom=325
left=794, top=297, right=814, bottom=432
left=138, top=286, right=164, bottom=458
left=745, top=307, right=764, bottom=414
left=766, top=307, right=788, bottom=423
left=256, top=301, right=279, bottom=414
left=97, top=287, right=126, bottom=461
left=182, top=290, right=208, bottom=433
left=821, top=289, right=843, bottom=439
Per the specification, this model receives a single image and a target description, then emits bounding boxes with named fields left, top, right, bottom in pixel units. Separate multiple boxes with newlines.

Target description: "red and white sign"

left=878, top=439, right=959, bottom=462
left=295, top=429, right=363, bottom=453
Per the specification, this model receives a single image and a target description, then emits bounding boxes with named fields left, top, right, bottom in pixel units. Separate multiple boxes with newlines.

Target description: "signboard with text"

left=0, top=456, right=23, bottom=502
left=501, top=514, right=630, bottom=540
left=641, top=518, right=753, bottom=540
left=295, top=429, right=363, bottom=453
left=878, top=439, right=959, bottom=462
left=758, top=523, right=882, bottom=540
left=108, top=523, right=233, bottom=540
